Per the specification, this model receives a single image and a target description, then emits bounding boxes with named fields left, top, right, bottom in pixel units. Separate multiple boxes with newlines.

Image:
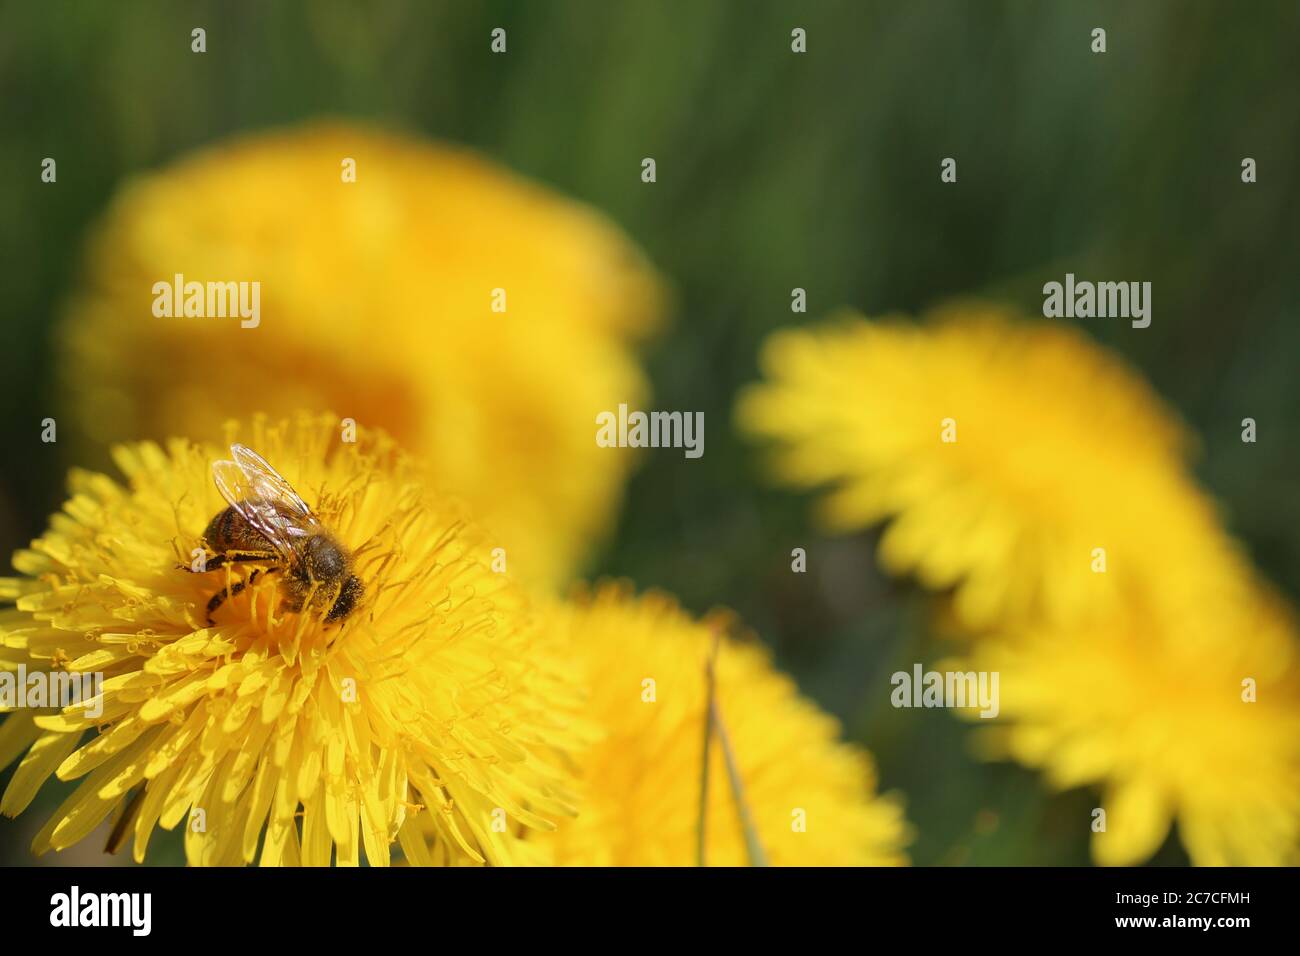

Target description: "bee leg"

left=180, top=550, right=277, bottom=573
left=205, top=567, right=281, bottom=625
left=325, top=574, right=364, bottom=623
left=206, top=581, right=248, bottom=624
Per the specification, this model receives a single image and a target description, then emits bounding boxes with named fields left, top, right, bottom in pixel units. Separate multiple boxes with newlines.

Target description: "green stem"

left=695, top=633, right=719, bottom=866
left=713, top=696, right=769, bottom=867
left=697, top=630, right=769, bottom=867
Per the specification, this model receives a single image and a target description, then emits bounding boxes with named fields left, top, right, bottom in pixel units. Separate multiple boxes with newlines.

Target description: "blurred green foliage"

left=0, top=0, right=1295, bottom=866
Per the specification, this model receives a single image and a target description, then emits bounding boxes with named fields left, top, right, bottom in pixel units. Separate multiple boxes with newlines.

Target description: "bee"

left=184, top=443, right=363, bottom=625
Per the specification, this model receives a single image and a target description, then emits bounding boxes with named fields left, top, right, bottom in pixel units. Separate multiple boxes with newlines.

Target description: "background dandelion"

left=56, top=121, right=664, bottom=590
left=738, top=304, right=1300, bottom=864
left=535, top=586, right=910, bottom=866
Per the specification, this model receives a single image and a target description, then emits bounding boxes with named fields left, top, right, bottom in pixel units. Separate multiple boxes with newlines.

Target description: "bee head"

left=303, top=534, right=348, bottom=582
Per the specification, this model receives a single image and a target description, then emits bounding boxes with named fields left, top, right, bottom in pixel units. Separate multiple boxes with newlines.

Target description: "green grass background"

left=1, top=0, right=1296, bottom=866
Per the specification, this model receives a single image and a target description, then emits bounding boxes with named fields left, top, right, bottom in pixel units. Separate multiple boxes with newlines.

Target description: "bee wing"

left=229, top=444, right=318, bottom=521
left=210, top=444, right=318, bottom=563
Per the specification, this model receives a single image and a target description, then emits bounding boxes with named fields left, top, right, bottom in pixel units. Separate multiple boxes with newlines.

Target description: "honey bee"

left=185, top=443, right=363, bottom=625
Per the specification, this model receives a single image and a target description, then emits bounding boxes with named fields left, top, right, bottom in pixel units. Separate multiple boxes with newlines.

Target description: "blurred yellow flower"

left=958, top=583, right=1300, bottom=866
left=0, top=414, right=581, bottom=865
left=58, top=121, right=665, bottom=588
left=534, top=585, right=910, bottom=866
left=739, top=302, right=1300, bottom=865
left=736, top=303, right=1237, bottom=632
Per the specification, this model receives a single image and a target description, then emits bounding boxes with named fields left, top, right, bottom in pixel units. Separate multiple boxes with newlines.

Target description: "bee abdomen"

left=203, top=504, right=273, bottom=554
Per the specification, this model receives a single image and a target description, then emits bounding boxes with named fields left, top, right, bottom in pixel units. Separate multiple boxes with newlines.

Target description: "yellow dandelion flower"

left=57, top=121, right=665, bottom=588
left=532, top=585, right=910, bottom=866
left=736, top=303, right=1238, bottom=631
left=957, top=583, right=1300, bottom=866
left=0, top=414, right=581, bottom=866
left=739, top=303, right=1300, bottom=865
